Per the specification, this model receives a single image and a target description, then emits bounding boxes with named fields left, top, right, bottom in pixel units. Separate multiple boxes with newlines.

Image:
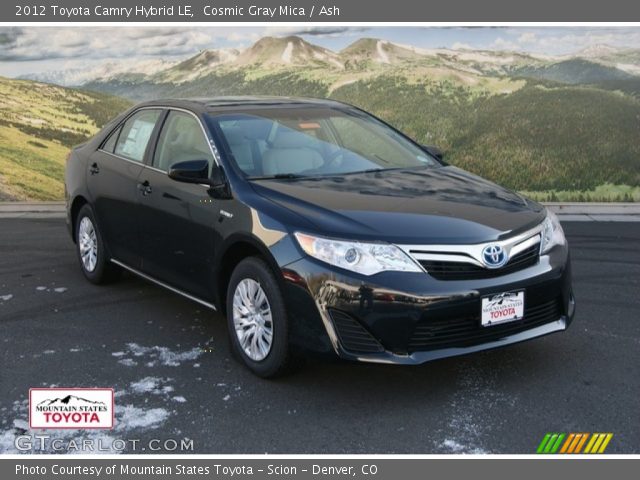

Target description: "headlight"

left=294, top=232, right=422, bottom=276
left=540, top=210, right=566, bottom=254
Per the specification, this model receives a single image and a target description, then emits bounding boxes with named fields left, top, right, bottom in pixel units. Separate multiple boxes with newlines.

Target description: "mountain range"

left=22, top=36, right=640, bottom=89
left=37, top=395, right=106, bottom=407
left=4, top=35, right=640, bottom=201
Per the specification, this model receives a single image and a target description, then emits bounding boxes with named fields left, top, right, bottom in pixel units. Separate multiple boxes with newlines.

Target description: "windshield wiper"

left=249, top=173, right=305, bottom=180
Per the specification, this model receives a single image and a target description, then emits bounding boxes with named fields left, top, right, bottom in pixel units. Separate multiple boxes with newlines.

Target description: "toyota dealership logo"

left=29, top=388, right=114, bottom=429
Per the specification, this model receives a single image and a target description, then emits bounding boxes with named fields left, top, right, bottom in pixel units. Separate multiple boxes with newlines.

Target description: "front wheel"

left=226, top=257, right=291, bottom=378
left=75, top=204, right=120, bottom=284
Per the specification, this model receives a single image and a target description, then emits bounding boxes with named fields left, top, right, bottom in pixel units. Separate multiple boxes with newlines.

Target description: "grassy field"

left=522, top=184, right=640, bottom=202
left=0, top=125, right=69, bottom=200
left=0, top=76, right=131, bottom=200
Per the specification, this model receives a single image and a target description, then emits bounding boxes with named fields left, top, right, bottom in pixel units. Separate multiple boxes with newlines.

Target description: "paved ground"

left=0, top=218, right=638, bottom=454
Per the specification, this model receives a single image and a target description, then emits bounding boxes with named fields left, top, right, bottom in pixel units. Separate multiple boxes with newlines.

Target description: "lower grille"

left=419, top=244, right=540, bottom=281
left=328, top=309, right=384, bottom=354
left=408, top=296, right=562, bottom=352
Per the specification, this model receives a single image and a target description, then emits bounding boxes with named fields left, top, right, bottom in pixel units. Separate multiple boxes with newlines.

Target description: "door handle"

left=137, top=180, right=152, bottom=196
left=89, top=163, right=100, bottom=175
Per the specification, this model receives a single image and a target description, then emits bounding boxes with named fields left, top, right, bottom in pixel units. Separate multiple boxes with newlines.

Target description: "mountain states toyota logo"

left=29, top=388, right=114, bottom=429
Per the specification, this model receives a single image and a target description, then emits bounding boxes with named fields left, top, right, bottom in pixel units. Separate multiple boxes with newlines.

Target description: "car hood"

left=250, top=166, right=545, bottom=244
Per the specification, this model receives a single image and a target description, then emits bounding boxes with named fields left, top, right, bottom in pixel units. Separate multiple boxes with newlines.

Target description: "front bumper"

left=282, top=244, right=574, bottom=364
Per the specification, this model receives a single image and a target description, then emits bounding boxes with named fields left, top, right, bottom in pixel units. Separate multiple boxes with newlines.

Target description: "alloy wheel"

left=78, top=216, right=98, bottom=272
left=232, top=278, right=274, bottom=361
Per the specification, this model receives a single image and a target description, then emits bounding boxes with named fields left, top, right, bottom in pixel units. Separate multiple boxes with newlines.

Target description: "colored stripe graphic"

left=537, top=433, right=613, bottom=454
left=537, top=433, right=565, bottom=453
left=560, top=432, right=588, bottom=453
left=573, top=433, right=589, bottom=453
left=597, top=433, right=614, bottom=453
left=537, top=433, right=552, bottom=453
left=584, top=433, right=614, bottom=454
left=559, top=433, right=575, bottom=453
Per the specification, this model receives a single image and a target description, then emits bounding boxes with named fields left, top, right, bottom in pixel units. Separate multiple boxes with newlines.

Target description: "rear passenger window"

left=101, top=126, right=121, bottom=153
left=114, top=109, right=162, bottom=162
left=153, top=111, right=214, bottom=172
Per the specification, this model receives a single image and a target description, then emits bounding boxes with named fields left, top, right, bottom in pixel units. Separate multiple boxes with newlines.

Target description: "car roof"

left=136, top=96, right=352, bottom=114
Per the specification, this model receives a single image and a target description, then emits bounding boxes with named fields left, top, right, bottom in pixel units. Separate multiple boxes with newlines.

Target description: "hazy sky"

left=2, top=26, right=640, bottom=77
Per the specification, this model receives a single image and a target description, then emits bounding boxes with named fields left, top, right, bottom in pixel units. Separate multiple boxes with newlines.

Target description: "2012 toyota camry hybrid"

left=65, top=97, right=575, bottom=377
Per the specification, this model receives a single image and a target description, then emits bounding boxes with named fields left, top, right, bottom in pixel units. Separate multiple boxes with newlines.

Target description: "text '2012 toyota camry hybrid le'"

left=65, top=97, right=575, bottom=377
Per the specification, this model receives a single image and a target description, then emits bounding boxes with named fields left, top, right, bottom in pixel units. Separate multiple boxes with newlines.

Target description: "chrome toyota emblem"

left=482, top=244, right=508, bottom=268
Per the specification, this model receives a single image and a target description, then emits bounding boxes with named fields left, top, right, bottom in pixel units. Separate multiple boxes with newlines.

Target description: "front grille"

left=419, top=244, right=540, bottom=281
left=328, top=309, right=384, bottom=354
left=408, top=296, right=562, bottom=352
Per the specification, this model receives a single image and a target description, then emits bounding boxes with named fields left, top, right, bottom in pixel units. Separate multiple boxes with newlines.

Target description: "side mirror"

left=168, top=159, right=210, bottom=184
left=168, top=160, right=233, bottom=199
left=208, top=165, right=233, bottom=200
left=422, top=145, right=446, bottom=163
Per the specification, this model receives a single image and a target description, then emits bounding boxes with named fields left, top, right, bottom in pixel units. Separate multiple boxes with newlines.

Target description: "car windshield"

left=206, top=106, right=439, bottom=179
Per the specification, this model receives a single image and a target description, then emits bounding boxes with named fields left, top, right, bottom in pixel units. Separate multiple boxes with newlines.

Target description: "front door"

left=136, top=110, right=220, bottom=300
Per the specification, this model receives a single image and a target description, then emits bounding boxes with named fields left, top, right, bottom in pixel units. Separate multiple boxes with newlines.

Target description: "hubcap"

left=232, top=278, right=273, bottom=362
left=78, top=216, right=98, bottom=272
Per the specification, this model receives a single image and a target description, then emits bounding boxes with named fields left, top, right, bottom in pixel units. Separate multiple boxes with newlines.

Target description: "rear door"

left=87, top=108, right=163, bottom=268
left=136, top=109, right=220, bottom=300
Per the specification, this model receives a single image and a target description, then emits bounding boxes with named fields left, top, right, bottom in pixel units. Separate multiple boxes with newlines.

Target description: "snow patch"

left=117, top=358, right=137, bottom=367
left=129, top=377, right=175, bottom=397
left=130, top=377, right=163, bottom=394
left=121, top=343, right=204, bottom=367
left=616, top=63, right=640, bottom=75
left=281, top=42, right=294, bottom=64
left=115, top=405, right=169, bottom=431
left=0, top=294, right=13, bottom=302
left=0, top=429, right=18, bottom=454
left=53, top=287, right=67, bottom=293
left=172, top=396, right=187, bottom=403
left=439, top=439, right=487, bottom=454
left=376, top=40, right=390, bottom=64
left=13, top=419, right=29, bottom=431
left=434, top=362, right=517, bottom=454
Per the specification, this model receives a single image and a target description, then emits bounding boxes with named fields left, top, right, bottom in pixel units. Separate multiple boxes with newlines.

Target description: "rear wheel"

left=75, top=204, right=120, bottom=284
left=226, top=257, right=291, bottom=378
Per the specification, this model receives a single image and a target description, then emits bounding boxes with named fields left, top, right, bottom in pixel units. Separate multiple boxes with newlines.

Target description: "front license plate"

left=481, top=290, right=525, bottom=327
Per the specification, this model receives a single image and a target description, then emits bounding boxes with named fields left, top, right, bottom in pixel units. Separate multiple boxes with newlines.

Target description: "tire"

left=74, top=204, right=121, bottom=285
left=226, top=257, right=291, bottom=378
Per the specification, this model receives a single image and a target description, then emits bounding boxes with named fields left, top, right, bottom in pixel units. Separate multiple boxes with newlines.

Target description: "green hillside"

left=331, top=77, right=640, bottom=194
left=513, top=59, right=634, bottom=84
left=0, top=77, right=131, bottom=200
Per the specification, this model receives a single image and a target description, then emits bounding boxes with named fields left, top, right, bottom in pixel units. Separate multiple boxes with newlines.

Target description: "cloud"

left=277, top=26, right=369, bottom=37
left=517, top=32, right=537, bottom=44
left=494, top=27, right=640, bottom=54
left=491, top=37, right=519, bottom=50
left=0, top=26, right=371, bottom=63
left=0, top=27, right=22, bottom=46
left=0, top=27, right=248, bottom=62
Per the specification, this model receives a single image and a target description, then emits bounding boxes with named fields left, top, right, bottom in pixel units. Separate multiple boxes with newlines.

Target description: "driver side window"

left=153, top=111, right=214, bottom=172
